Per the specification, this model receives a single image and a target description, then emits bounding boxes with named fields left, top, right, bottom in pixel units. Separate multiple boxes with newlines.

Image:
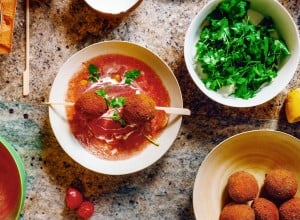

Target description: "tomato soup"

left=0, top=143, right=21, bottom=219
left=66, top=54, right=170, bottom=160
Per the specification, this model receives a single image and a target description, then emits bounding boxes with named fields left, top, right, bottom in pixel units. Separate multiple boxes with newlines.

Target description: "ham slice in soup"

left=87, top=109, right=138, bottom=143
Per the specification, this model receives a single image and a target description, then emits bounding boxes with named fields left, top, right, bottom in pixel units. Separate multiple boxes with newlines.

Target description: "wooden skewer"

left=154, top=106, right=191, bottom=115
left=43, top=102, right=191, bottom=116
left=42, top=102, right=74, bottom=106
left=23, top=0, right=30, bottom=96
left=0, top=4, right=2, bottom=27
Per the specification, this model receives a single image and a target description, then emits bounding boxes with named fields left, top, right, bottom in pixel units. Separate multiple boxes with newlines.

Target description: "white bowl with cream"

left=49, top=41, right=183, bottom=175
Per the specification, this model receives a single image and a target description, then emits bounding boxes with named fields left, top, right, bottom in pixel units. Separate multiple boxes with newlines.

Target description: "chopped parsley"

left=95, top=90, right=126, bottom=126
left=124, top=70, right=141, bottom=85
left=195, top=0, right=290, bottom=99
left=88, top=64, right=100, bottom=82
left=95, top=90, right=125, bottom=108
left=111, top=110, right=126, bottom=127
left=95, top=89, right=107, bottom=97
left=110, top=97, right=125, bottom=108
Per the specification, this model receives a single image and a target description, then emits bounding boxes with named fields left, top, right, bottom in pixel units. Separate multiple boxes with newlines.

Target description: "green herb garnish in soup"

left=111, top=110, right=126, bottom=127
left=124, top=69, right=141, bottom=85
left=195, top=0, right=290, bottom=99
left=95, top=90, right=125, bottom=108
left=88, top=64, right=100, bottom=82
left=95, top=89, right=107, bottom=99
left=66, top=54, right=170, bottom=160
left=95, top=90, right=126, bottom=126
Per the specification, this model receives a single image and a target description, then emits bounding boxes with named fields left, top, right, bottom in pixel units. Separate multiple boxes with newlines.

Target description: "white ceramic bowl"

left=193, top=130, right=300, bottom=220
left=49, top=41, right=183, bottom=175
left=84, top=0, right=142, bottom=16
left=184, top=0, right=300, bottom=107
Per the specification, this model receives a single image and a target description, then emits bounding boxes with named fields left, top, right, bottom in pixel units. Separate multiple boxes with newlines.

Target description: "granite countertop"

left=0, top=0, right=299, bottom=219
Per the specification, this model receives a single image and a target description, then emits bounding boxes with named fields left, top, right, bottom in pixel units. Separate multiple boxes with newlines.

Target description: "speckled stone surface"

left=0, top=0, right=299, bottom=219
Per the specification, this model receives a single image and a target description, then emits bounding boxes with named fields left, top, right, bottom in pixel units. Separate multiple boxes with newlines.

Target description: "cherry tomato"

left=65, top=187, right=83, bottom=210
left=76, top=201, right=94, bottom=219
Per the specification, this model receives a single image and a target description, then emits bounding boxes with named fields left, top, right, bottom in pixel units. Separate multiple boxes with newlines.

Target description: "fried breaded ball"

left=220, top=203, right=255, bottom=220
left=227, top=171, right=259, bottom=203
left=251, top=198, right=279, bottom=220
left=264, top=169, right=298, bottom=201
left=74, top=91, right=108, bottom=118
left=279, top=197, right=300, bottom=220
left=123, top=94, right=156, bottom=124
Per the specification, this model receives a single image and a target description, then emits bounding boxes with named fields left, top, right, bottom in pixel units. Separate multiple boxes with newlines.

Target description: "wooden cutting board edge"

left=0, top=0, right=17, bottom=54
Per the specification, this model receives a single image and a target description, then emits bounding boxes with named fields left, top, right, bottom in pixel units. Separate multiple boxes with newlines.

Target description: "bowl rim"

left=49, top=40, right=183, bottom=175
left=184, top=0, right=300, bottom=107
left=192, top=129, right=300, bottom=219
left=84, top=0, right=142, bottom=16
left=0, top=137, right=26, bottom=219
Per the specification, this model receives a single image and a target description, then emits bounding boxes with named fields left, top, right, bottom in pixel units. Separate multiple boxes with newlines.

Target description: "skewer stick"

left=42, top=102, right=74, bottom=106
left=43, top=102, right=191, bottom=116
left=23, top=0, right=30, bottom=96
left=155, top=106, right=191, bottom=115
left=0, top=4, right=3, bottom=27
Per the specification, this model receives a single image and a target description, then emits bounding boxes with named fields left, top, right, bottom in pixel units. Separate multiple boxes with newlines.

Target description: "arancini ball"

left=279, top=197, right=300, bottom=220
left=264, top=169, right=298, bottom=201
left=123, top=94, right=156, bottom=124
left=227, top=171, right=259, bottom=203
left=74, top=91, right=108, bottom=118
left=251, top=198, right=279, bottom=220
left=220, top=203, right=255, bottom=220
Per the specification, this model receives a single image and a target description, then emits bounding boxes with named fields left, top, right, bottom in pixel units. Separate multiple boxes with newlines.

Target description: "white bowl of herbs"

left=184, top=0, right=300, bottom=107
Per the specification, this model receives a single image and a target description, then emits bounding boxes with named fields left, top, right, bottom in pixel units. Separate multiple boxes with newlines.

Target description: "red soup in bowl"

left=0, top=138, right=26, bottom=219
left=66, top=54, right=170, bottom=160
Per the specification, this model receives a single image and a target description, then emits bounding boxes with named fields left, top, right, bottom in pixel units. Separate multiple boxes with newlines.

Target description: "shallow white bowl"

left=49, top=41, right=183, bottom=175
left=184, top=0, right=300, bottom=107
left=193, top=130, right=300, bottom=220
left=84, top=0, right=142, bottom=16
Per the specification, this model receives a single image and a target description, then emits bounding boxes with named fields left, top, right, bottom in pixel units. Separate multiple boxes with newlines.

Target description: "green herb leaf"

left=124, top=70, right=141, bottom=85
left=89, top=64, right=99, bottom=74
left=110, top=97, right=125, bottom=108
left=95, top=89, right=110, bottom=106
left=219, top=0, right=248, bottom=20
left=95, top=89, right=107, bottom=97
left=144, top=135, right=159, bottom=147
left=95, top=90, right=125, bottom=108
left=111, top=110, right=126, bottom=127
left=95, top=90, right=126, bottom=125
left=88, top=64, right=100, bottom=82
left=195, top=0, right=290, bottom=99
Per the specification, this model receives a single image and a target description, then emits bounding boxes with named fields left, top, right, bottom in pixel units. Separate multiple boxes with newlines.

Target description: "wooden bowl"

left=193, top=130, right=300, bottom=220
